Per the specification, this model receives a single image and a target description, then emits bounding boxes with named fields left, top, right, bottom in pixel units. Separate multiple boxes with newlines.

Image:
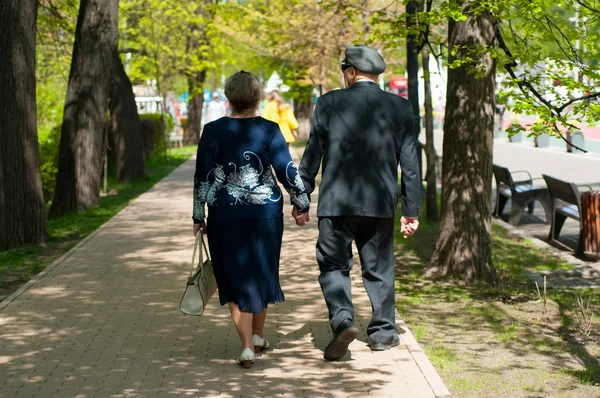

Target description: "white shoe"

left=252, top=334, right=270, bottom=352
left=237, top=348, right=255, bottom=369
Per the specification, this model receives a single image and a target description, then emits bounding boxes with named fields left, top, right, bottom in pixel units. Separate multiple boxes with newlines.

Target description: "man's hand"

left=193, top=221, right=206, bottom=236
left=292, top=206, right=310, bottom=227
left=400, top=216, right=419, bottom=238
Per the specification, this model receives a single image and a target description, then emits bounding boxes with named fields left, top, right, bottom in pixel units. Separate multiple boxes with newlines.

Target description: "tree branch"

left=554, top=121, right=587, bottom=153
left=575, top=0, right=600, bottom=13
left=490, top=12, right=591, bottom=153
left=39, top=0, right=75, bottom=35
left=557, top=92, right=600, bottom=113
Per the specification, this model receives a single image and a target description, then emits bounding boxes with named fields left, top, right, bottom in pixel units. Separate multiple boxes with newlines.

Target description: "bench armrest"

left=514, top=180, right=532, bottom=186
left=577, top=184, right=594, bottom=191
left=510, top=170, right=533, bottom=181
left=514, top=177, right=545, bottom=185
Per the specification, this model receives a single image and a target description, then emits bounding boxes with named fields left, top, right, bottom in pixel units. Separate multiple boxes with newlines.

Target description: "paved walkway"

left=0, top=158, right=450, bottom=397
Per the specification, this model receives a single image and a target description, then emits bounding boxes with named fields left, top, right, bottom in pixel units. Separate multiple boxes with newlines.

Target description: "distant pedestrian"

left=207, top=92, right=227, bottom=122
left=261, top=90, right=299, bottom=148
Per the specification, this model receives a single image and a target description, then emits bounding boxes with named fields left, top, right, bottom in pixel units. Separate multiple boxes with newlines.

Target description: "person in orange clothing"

left=261, top=90, right=299, bottom=148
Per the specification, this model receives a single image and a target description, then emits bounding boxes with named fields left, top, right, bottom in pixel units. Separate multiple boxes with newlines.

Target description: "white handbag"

left=179, top=233, right=217, bottom=316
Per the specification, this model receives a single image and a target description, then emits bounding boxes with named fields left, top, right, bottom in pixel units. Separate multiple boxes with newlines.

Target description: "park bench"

left=168, top=129, right=183, bottom=149
left=492, top=164, right=552, bottom=226
left=541, top=174, right=593, bottom=255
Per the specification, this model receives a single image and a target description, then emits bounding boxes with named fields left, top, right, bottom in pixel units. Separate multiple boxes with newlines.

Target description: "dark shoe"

left=324, top=320, right=359, bottom=361
left=369, top=334, right=400, bottom=351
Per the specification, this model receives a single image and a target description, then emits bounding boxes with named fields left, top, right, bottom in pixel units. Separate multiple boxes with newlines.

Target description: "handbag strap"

left=189, top=233, right=210, bottom=280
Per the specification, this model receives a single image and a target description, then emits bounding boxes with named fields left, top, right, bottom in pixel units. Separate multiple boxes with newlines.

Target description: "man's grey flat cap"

left=341, top=45, right=386, bottom=74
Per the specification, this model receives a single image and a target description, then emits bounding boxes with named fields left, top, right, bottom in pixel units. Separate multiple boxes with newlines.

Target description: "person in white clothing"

left=207, top=92, right=227, bottom=122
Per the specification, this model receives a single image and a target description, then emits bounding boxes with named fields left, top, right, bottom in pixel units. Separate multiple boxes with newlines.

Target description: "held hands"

left=292, top=206, right=310, bottom=227
left=193, top=221, right=206, bottom=236
left=400, top=216, right=419, bottom=239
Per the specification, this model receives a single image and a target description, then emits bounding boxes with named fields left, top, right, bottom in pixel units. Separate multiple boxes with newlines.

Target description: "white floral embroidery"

left=285, top=161, right=310, bottom=210
left=194, top=151, right=308, bottom=214
left=193, top=164, right=226, bottom=219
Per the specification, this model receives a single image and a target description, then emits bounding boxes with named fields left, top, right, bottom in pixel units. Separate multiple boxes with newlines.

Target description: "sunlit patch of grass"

left=500, top=321, right=520, bottom=343
left=393, top=197, right=600, bottom=395
left=426, top=343, right=458, bottom=370
left=412, top=324, right=427, bottom=341
left=450, top=377, right=484, bottom=391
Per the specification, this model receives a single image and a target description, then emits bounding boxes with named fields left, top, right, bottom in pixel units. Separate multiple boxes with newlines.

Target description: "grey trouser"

left=316, top=216, right=396, bottom=343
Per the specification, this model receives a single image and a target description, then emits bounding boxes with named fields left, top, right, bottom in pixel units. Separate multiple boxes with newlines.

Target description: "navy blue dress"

left=193, top=117, right=309, bottom=313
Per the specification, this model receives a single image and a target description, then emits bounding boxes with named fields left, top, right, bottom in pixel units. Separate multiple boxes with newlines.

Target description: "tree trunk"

left=422, top=46, right=438, bottom=221
left=109, top=51, right=146, bottom=182
left=295, top=101, right=314, bottom=139
left=428, top=5, right=497, bottom=285
left=295, top=84, right=314, bottom=139
left=49, top=0, right=119, bottom=218
left=0, top=0, right=46, bottom=249
left=184, top=71, right=206, bottom=146
left=406, top=0, right=420, bottom=120
left=183, top=1, right=213, bottom=146
left=406, top=0, right=423, bottom=188
left=362, top=0, right=370, bottom=41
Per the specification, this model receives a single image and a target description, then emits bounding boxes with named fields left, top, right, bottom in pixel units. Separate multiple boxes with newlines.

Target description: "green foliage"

left=120, top=0, right=225, bottom=95
left=140, top=113, right=175, bottom=131
left=38, top=126, right=61, bottom=204
left=373, top=0, right=600, bottom=140
left=139, top=113, right=174, bottom=156
left=36, top=0, right=77, bottom=138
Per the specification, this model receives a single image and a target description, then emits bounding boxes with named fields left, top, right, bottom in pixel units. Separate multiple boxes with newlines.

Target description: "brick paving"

left=0, top=158, right=450, bottom=398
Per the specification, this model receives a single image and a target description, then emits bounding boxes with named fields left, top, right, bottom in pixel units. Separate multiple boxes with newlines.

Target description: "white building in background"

left=133, top=85, right=163, bottom=114
left=417, top=55, right=447, bottom=112
left=265, top=72, right=290, bottom=93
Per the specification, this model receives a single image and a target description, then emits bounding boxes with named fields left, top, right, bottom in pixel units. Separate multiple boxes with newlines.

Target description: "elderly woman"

left=192, top=71, right=310, bottom=368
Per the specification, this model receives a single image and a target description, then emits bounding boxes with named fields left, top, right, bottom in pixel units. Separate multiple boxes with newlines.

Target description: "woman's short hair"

left=224, top=71, right=262, bottom=113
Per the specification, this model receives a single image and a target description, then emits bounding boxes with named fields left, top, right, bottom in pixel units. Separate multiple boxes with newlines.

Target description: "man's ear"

left=350, top=67, right=359, bottom=84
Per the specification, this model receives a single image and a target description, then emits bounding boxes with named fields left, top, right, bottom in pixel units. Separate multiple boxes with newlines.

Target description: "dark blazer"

left=299, top=81, right=420, bottom=218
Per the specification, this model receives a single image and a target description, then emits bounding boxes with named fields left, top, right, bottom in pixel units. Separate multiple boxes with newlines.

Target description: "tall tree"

left=362, top=0, right=371, bottom=41
left=406, top=0, right=423, bottom=193
left=429, top=2, right=497, bottom=284
left=185, top=70, right=207, bottom=145
left=0, top=0, right=46, bottom=249
left=49, top=0, right=119, bottom=218
left=422, top=46, right=438, bottom=221
left=184, top=1, right=214, bottom=146
left=109, top=51, right=146, bottom=182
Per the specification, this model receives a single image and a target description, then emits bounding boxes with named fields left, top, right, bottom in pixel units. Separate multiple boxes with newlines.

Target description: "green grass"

left=426, top=343, right=459, bottom=369
left=412, top=324, right=427, bottom=340
left=394, top=198, right=600, bottom=394
left=290, top=138, right=308, bottom=149
left=0, top=146, right=196, bottom=300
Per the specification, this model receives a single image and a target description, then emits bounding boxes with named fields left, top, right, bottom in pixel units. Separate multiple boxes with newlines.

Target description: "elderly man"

left=296, top=45, right=421, bottom=361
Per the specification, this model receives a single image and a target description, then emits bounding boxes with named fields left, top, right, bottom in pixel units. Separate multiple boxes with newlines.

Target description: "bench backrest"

left=542, top=174, right=581, bottom=206
left=492, top=164, right=514, bottom=189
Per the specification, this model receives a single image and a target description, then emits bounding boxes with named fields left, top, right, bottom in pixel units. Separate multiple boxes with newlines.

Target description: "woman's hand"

left=193, top=221, right=206, bottom=236
left=292, top=206, right=310, bottom=227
